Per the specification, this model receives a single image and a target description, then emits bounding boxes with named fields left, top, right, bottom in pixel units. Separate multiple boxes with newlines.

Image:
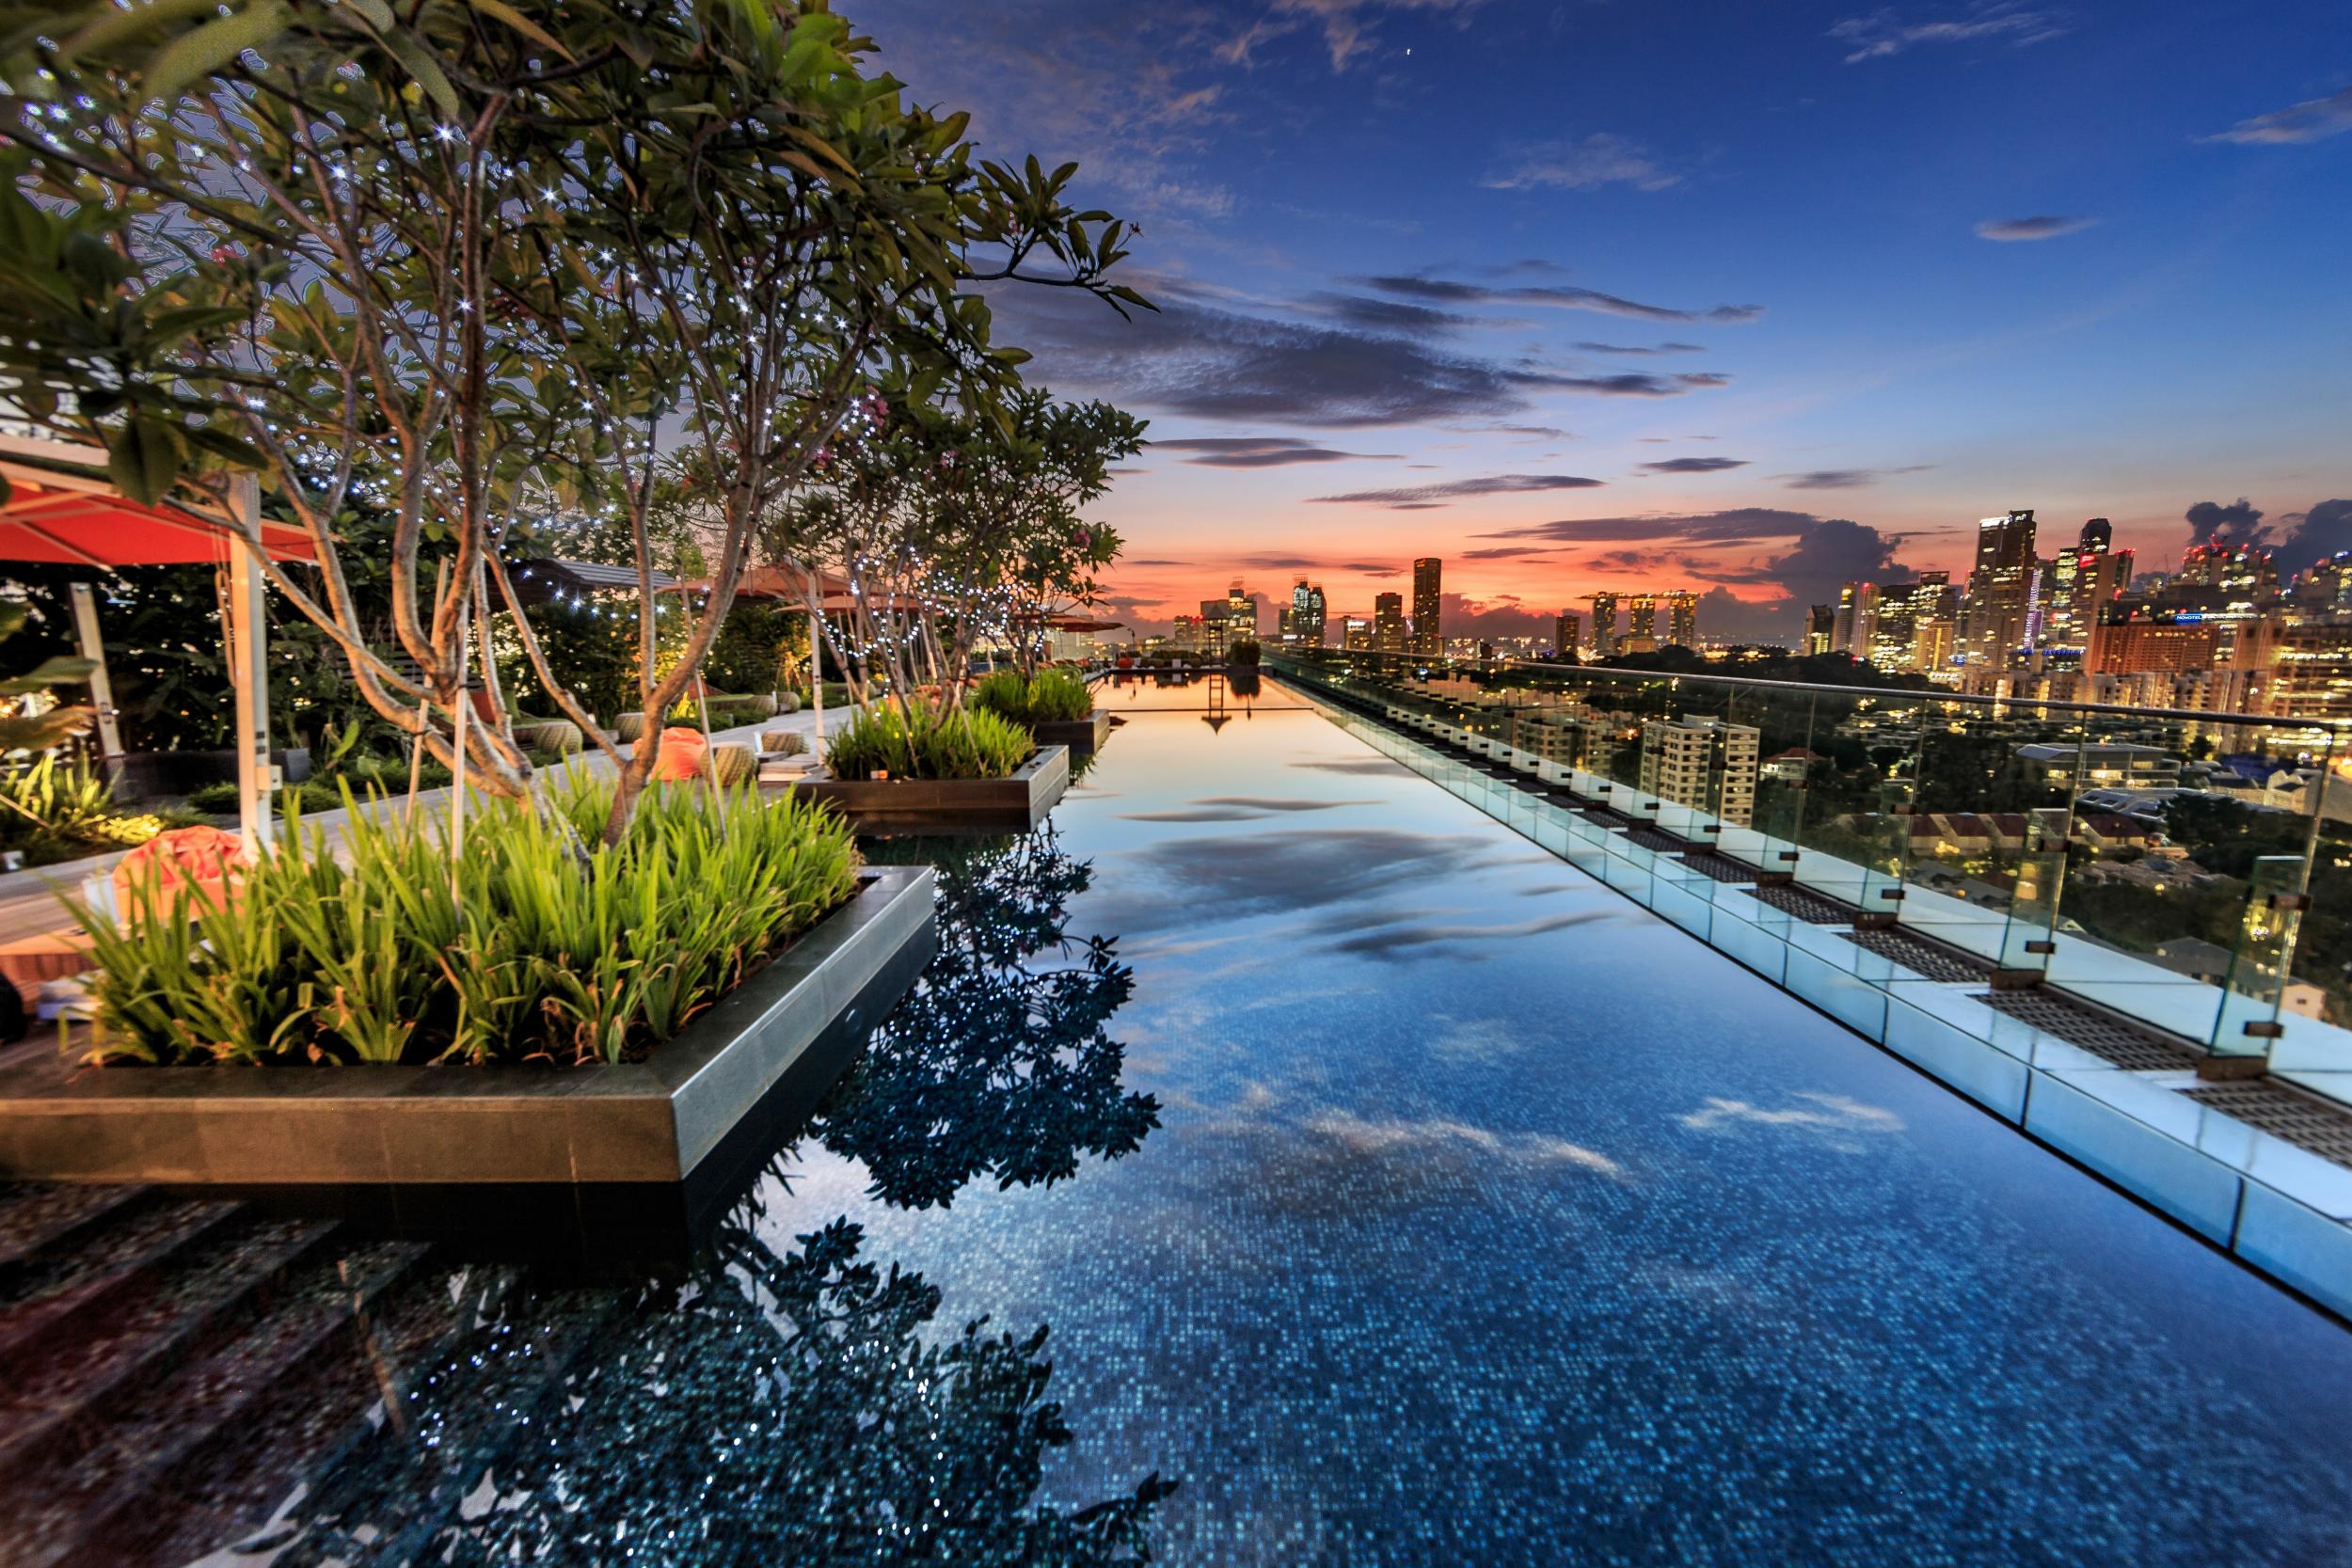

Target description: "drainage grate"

left=1746, top=883, right=1855, bottom=925
left=1625, top=824, right=1691, bottom=856
left=2182, top=1083, right=2352, bottom=1167
left=1976, top=989, right=2198, bottom=1071
left=1843, top=927, right=1992, bottom=983
left=1674, top=851, right=1759, bottom=885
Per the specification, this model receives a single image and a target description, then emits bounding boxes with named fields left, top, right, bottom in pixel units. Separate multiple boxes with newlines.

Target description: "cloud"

left=1638, top=456, right=1749, bottom=474
left=2201, top=86, right=2352, bottom=146
left=1153, top=436, right=1404, bottom=467
left=1677, top=1093, right=1905, bottom=1151
left=1483, top=133, right=1681, bottom=193
left=1299, top=1110, right=1623, bottom=1176
left=1780, top=466, right=1935, bottom=489
left=1828, top=5, right=2067, bottom=64
left=1427, top=591, right=1566, bottom=641
left=1693, top=515, right=1915, bottom=603
left=1975, top=214, right=2096, bottom=241
left=1218, top=0, right=1488, bottom=72
left=857, top=4, right=1237, bottom=225
left=1123, top=559, right=1188, bottom=567
left=2185, top=497, right=2267, bottom=547
left=1341, top=561, right=1403, bottom=574
left=2278, top=500, right=2352, bottom=563
left=989, top=281, right=1722, bottom=427
left=1460, top=545, right=1558, bottom=560
left=1479, top=507, right=1823, bottom=546
left=1309, top=472, right=1606, bottom=507
left=1479, top=509, right=1915, bottom=637
left=1324, top=908, right=1615, bottom=958
left=1301, top=292, right=1486, bottom=335
left=1353, top=274, right=1764, bottom=325
left=1574, top=341, right=1705, bottom=356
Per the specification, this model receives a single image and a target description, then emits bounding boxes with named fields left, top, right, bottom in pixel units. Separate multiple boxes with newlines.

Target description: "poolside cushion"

left=112, top=825, right=245, bottom=920
left=651, top=726, right=709, bottom=782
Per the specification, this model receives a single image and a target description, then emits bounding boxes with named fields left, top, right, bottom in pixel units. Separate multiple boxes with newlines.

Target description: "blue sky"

left=861, top=0, right=2352, bottom=641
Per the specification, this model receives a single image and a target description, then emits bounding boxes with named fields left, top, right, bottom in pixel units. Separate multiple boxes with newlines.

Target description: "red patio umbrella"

left=0, top=436, right=316, bottom=858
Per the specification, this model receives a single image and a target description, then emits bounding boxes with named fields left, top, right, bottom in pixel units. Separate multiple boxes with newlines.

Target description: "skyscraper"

left=1374, top=592, right=1406, bottom=653
left=1225, top=580, right=1256, bottom=643
left=1588, top=592, right=1620, bottom=658
left=1410, top=558, right=1442, bottom=657
left=1283, top=578, right=1327, bottom=646
left=1832, top=581, right=1879, bottom=656
left=1666, top=590, right=1698, bottom=649
left=1961, top=510, right=2039, bottom=667
left=1804, top=604, right=1836, bottom=656
left=1627, top=593, right=1658, bottom=644
left=1554, top=610, right=1581, bottom=658
left=2081, top=516, right=2113, bottom=553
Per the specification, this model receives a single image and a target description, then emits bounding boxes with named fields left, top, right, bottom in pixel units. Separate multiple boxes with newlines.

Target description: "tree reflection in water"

left=248, top=829, right=1171, bottom=1565
left=831, top=828, right=1160, bottom=1210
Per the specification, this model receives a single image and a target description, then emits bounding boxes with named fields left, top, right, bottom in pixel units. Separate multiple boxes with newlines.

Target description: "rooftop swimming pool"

left=7, top=675, right=2352, bottom=1566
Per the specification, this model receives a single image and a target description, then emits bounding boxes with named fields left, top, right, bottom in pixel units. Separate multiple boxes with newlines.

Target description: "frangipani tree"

left=760, top=387, right=1142, bottom=713
left=0, top=0, right=1146, bottom=837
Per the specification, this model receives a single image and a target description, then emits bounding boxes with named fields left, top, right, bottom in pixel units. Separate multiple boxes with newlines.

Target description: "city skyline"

left=859, top=1, right=2349, bottom=645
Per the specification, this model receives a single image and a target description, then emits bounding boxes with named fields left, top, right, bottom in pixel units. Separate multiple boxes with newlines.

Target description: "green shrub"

left=188, top=777, right=344, bottom=816
left=75, top=773, right=862, bottom=1067
left=824, top=700, right=1030, bottom=781
left=968, top=669, right=1092, bottom=726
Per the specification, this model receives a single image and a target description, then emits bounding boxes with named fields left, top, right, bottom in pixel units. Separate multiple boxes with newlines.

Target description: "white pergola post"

left=225, top=474, right=273, bottom=863
left=67, top=582, right=122, bottom=788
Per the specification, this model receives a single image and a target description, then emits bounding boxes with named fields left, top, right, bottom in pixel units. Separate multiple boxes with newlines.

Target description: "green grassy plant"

left=74, top=773, right=861, bottom=1067
left=824, top=700, right=1030, bottom=782
left=968, top=669, right=1093, bottom=726
left=0, top=754, right=206, bottom=864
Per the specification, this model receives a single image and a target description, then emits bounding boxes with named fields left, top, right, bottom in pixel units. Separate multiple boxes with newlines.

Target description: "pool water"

left=37, top=677, right=2352, bottom=1566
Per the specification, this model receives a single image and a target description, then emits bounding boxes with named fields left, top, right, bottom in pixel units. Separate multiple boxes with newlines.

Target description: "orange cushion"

left=650, top=726, right=708, bottom=783
left=114, top=825, right=244, bottom=919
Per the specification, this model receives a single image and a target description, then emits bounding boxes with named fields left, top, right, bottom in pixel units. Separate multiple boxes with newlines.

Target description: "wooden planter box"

left=775, top=745, right=1069, bottom=832
left=1030, top=708, right=1111, bottom=756
left=0, top=866, right=936, bottom=1246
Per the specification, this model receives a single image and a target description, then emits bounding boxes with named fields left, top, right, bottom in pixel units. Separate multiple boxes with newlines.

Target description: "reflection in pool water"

left=10, top=676, right=2352, bottom=1566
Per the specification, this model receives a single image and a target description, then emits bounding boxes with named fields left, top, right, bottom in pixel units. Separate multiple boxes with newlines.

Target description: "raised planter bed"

left=1030, top=708, right=1111, bottom=756
left=773, top=745, right=1069, bottom=833
left=0, top=865, right=936, bottom=1247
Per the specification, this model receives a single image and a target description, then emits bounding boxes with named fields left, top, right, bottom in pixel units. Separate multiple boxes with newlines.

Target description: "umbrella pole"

left=226, top=475, right=272, bottom=864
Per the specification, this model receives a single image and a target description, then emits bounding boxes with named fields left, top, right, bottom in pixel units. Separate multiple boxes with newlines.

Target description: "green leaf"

left=465, top=0, right=575, bottom=60
left=145, top=0, right=291, bottom=101
left=66, top=0, right=226, bottom=58
left=383, top=30, right=461, bottom=120
left=106, top=416, right=185, bottom=505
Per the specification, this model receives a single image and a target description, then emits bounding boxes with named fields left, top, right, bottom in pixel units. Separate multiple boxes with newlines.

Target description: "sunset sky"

left=864, top=1, right=2352, bottom=642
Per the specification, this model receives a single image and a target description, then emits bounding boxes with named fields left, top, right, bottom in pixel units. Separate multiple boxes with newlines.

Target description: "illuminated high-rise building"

left=1225, top=580, right=1257, bottom=642
left=1804, top=604, right=1836, bottom=656
left=1342, top=615, right=1372, bottom=651
left=1554, top=610, right=1581, bottom=658
left=1961, top=510, right=2039, bottom=667
left=1373, top=592, right=1406, bottom=653
left=1282, top=578, right=1327, bottom=646
left=1666, top=590, right=1698, bottom=649
left=1627, top=593, right=1659, bottom=645
left=1589, top=592, right=1620, bottom=657
left=1410, top=558, right=1443, bottom=657
left=2080, top=516, right=2113, bottom=553
left=1832, top=581, right=1878, bottom=657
